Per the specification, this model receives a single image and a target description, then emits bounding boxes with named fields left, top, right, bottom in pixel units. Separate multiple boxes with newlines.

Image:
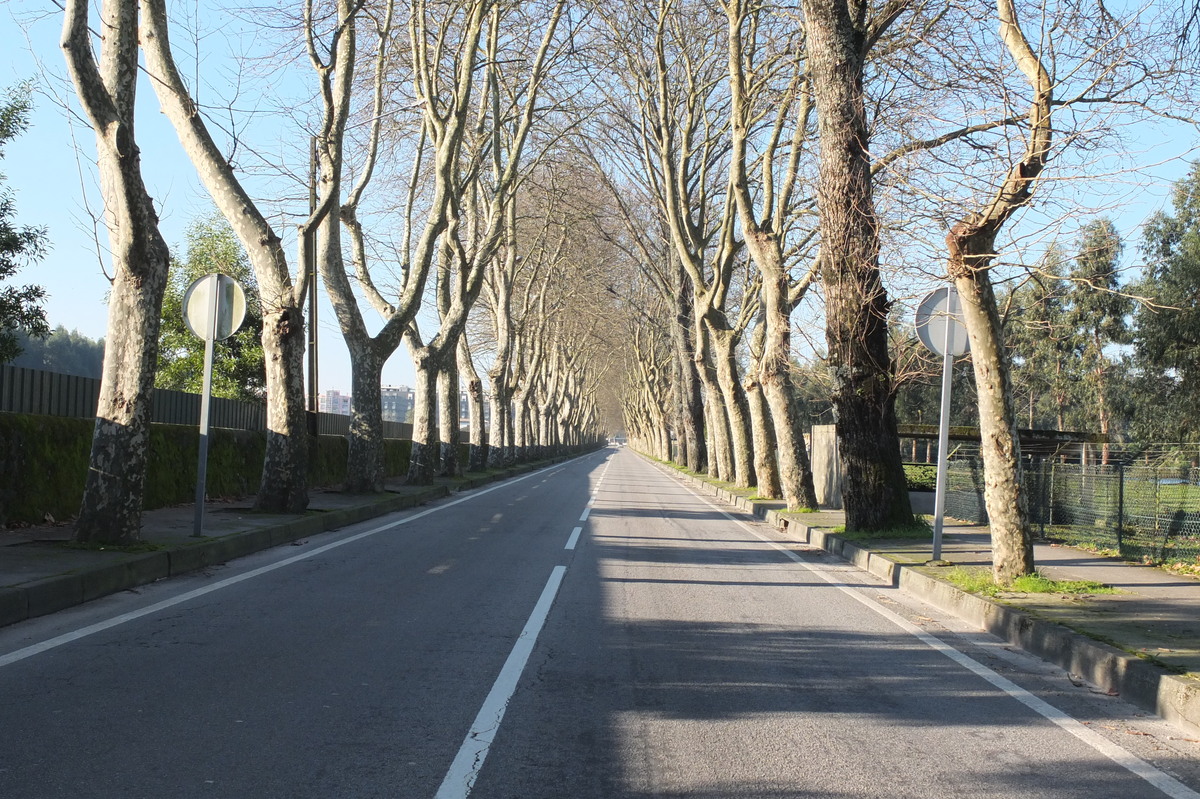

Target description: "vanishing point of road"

left=2, top=447, right=1199, bottom=798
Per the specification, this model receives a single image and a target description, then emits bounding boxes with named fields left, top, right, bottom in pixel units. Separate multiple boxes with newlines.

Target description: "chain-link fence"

left=945, top=456, right=1200, bottom=564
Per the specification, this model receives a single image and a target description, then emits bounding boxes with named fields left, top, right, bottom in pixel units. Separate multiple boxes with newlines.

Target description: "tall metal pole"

left=193, top=276, right=220, bottom=538
left=307, top=135, right=319, bottom=415
left=931, top=287, right=957, bottom=561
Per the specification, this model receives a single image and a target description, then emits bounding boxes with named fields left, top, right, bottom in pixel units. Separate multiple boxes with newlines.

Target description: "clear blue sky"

left=3, top=3, right=418, bottom=394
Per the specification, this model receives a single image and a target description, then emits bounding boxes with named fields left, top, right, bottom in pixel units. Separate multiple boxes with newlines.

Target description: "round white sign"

left=915, top=286, right=969, bottom=357
left=182, top=273, right=247, bottom=341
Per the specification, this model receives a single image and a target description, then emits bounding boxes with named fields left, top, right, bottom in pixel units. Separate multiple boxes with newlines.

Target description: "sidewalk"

left=660, top=466, right=1200, bottom=737
left=0, top=459, right=563, bottom=630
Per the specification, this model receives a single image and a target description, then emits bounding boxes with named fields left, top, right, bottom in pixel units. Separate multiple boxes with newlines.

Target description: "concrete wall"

left=810, top=424, right=842, bottom=509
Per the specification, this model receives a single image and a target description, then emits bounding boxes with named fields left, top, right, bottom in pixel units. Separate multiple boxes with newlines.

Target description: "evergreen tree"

left=1064, top=218, right=1131, bottom=451
left=0, top=83, right=49, bottom=364
left=1132, top=164, right=1200, bottom=441
left=10, top=326, right=104, bottom=377
left=1004, top=246, right=1075, bottom=430
left=156, top=213, right=265, bottom=401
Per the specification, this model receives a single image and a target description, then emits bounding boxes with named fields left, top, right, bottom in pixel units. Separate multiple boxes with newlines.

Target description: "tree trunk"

left=672, top=282, right=707, bottom=473
left=940, top=0, right=1049, bottom=582
left=951, top=259, right=1035, bottom=582
left=488, top=377, right=511, bottom=468
left=802, top=0, right=912, bottom=531
left=697, top=327, right=733, bottom=481
left=345, top=346, right=385, bottom=492
left=711, top=327, right=754, bottom=488
left=256, top=308, right=310, bottom=511
left=744, top=365, right=781, bottom=499
left=438, top=356, right=461, bottom=477
left=407, top=351, right=439, bottom=484
left=64, top=0, right=172, bottom=544
left=141, top=0, right=309, bottom=513
left=461, top=339, right=488, bottom=472
left=759, top=270, right=819, bottom=510
left=512, top=388, right=530, bottom=462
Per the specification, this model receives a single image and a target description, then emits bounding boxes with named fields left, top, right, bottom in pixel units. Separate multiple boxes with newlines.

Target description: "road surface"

left=1, top=447, right=1198, bottom=798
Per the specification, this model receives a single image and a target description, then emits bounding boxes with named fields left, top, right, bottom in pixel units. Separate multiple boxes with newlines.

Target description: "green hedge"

left=0, top=413, right=413, bottom=526
left=903, top=462, right=938, bottom=492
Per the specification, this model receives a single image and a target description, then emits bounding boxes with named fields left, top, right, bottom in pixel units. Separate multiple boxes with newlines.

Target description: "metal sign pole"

left=193, top=276, right=219, bottom=538
left=931, top=288, right=957, bottom=561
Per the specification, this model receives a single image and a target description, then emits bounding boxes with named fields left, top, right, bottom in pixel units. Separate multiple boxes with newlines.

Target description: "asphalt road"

left=1, top=446, right=1199, bottom=798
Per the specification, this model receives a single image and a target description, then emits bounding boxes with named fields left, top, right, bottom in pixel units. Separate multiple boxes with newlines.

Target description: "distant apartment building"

left=381, top=385, right=416, bottom=423
left=318, top=389, right=352, bottom=416
left=323, top=385, right=487, bottom=428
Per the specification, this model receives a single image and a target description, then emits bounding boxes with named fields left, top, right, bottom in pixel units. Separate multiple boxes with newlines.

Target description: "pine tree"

left=1132, top=165, right=1200, bottom=442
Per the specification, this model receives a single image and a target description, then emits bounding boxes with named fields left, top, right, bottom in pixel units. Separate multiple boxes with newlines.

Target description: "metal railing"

left=0, top=363, right=411, bottom=440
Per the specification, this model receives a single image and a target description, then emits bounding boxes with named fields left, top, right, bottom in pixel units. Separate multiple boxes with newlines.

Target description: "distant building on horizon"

left=382, top=385, right=416, bottom=423
left=318, top=389, right=352, bottom=416
left=322, top=385, right=487, bottom=428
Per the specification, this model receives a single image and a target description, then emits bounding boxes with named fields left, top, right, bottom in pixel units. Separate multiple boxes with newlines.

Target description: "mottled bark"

left=758, top=267, right=818, bottom=510
left=142, top=0, right=309, bottom=513
left=460, top=338, right=488, bottom=472
left=711, top=327, right=754, bottom=488
left=437, top=356, right=461, bottom=477
left=950, top=255, right=1034, bottom=581
left=726, top=0, right=818, bottom=510
left=256, top=306, right=310, bottom=511
left=942, top=0, right=1050, bottom=582
left=346, top=346, right=385, bottom=492
left=64, top=0, right=172, bottom=544
left=407, top=350, right=440, bottom=484
left=801, top=0, right=912, bottom=530
left=672, top=277, right=706, bottom=473
left=743, top=348, right=781, bottom=499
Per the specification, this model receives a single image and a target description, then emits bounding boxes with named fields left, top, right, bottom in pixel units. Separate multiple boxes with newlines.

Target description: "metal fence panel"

left=945, top=456, right=1200, bottom=565
left=0, top=364, right=408, bottom=440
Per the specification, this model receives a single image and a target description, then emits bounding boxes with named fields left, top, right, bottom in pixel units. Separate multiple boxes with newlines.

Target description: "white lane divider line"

left=578, top=507, right=591, bottom=522
left=0, top=464, right=561, bottom=670
left=435, top=566, right=567, bottom=799
left=675, top=478, right=1200, bottom=799
left=564, top=526, right=583, bottom=551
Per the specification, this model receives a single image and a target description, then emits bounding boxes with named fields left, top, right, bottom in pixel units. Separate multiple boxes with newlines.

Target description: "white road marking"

left=564, top=526, right=583, bottom=550
left=578, top=507, right=591, bottom=522
left=671, top=471, right=1200, bottom=799
left=434, top=566, right=567, bottom=799
left=0, top=458, right=592, bottom=670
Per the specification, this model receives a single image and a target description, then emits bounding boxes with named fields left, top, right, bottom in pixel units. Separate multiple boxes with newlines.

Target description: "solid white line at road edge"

left=0, top=452, right=604, bottom=670
left=434, top=566, right=566, bottom=799
left=668, top=472, right=1200, bottom=799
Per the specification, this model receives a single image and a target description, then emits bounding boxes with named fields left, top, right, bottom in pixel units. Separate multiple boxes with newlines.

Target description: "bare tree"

left=724, top=0, right=820, bottom=510
left=800, top=0, right=914, bottom=531
left=600, top=0, right=758, bottom=488
left=142, top=0, right=315, bottom=512
left=402, top=0, right=569, bottom=483
left=63, top=0, right=172, bottom=543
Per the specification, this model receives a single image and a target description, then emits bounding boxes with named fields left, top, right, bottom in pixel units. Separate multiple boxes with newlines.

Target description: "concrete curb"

left=649, top=456, right=1200, bottom=737
left=0, top=452, right=588, bottom=630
